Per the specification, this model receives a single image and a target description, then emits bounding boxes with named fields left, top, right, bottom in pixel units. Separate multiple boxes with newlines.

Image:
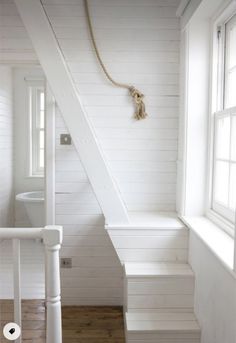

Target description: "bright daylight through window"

left=212, top=13, right=236, bottom=224
left=28, top=84, right=45, bottom=177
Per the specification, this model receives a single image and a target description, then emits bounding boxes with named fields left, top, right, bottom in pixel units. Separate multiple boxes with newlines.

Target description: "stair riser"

left=125, top=276, right=195, bottom=312
left=127, top=294, right=194, bottom=311
left=127, top=332, right=201, bottom=340
left=127, top=338, right=201, bottom=343
left=116, top=248, right=188, bottom=263
left=127, top=277, right=195, bottom=295
left=107, top=229, right=189, bottom=263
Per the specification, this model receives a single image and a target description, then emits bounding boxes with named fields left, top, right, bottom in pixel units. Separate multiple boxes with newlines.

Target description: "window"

left=28, top=84, right=45, bottom=177
left=211, top=13, right=236, bottom=225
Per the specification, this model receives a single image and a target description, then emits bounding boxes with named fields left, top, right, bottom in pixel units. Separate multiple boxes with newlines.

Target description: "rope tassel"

left=129, top=87, right=148, bottom=120
left=84, top=0, right=148, bottom=121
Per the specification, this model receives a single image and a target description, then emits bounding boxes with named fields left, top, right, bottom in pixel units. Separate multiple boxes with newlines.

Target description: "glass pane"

left=225, top=69, right=236, bottom=108
left=214, top=161, right=229, bottom=206
left=229, top=163, right=236, bottom=211
left=40, top=91, right=45, bottom=111
left=40, top=110, right=44, bottom=129
left=231, top=116, right=236, bottom=161
left=225, top=14, right=236, bottom=109
left=39, top=149, right=44, bottom=168
left=40, top=130, right=44, bottom=149
left=215, top=116, right=230, bottom=159
left=227, top=19, right=236, bottom=70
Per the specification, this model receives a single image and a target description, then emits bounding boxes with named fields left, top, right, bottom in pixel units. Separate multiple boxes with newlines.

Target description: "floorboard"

left=0, top=300, right=125, bottom=342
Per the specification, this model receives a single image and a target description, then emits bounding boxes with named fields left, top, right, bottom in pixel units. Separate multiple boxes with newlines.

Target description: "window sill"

left=26, top=175, right=44, bottom=179
left=180, top=216, right=236, bottom=278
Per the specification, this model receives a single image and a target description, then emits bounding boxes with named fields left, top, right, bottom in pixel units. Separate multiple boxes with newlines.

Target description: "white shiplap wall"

left=43, top=0, right=180, bottom=305
left=0, top=239, right=45, bottom=299
left=0, top=0, right=38, bottom=64
left=42, top=0, right=180, bottom=213
left=0, top=66, right=14, bottom=227
left=55, top=109, right=123, bottom=305
left=0, top=0, right=180, bottom=304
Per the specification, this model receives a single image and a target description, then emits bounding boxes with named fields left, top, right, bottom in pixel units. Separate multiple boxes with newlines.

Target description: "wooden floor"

left=0, top=300, right=125, bottom=343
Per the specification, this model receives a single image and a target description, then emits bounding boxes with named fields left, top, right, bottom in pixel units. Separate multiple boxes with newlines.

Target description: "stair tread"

left=125, top=262, right=194, bottom=277
left=126, top=312, right=200, bottom=332
left=106, top=211, right=186, bottom=229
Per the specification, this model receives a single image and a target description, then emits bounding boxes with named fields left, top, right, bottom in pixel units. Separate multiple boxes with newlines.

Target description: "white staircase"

left=106, top=213, right=201, bottom=343
left=126, top=312, right=201, bottom=343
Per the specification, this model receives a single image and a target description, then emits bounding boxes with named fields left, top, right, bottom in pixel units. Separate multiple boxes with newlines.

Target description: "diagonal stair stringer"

left=14, top=0, right=129, bottom=225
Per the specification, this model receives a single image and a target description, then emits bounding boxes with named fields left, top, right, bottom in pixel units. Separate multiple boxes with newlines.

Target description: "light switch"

left=60, top=134, right=72, bottom=145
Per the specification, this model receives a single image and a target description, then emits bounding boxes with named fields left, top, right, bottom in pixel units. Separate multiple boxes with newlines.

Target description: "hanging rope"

left=84, top=0, right=148, bottom=120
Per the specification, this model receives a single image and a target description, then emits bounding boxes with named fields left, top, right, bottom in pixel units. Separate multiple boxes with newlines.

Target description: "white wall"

left=0, top=0, right=38, bottom=64
left=13, top=67, right=44, bottom=227
left=42, top=0, right=180, bottom=213
left=1, top=0, right=181, bottom=304
left=189, top=232, right=236, bottom=343
left=42, top=0, right=181, bottom=305
left=0, top=66, right=14, bottom=227
left=56, top=109, right=123, bottom=305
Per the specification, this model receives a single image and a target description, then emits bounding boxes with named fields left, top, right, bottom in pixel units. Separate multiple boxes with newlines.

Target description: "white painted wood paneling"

left=15, top=0, right=130, bottom=225
left=0, top=66, right=14, bottom=227
left=55, top=109, right=123, bottom=305
left=126, top=311, right=201, bottom=343
left=106, top=213, right=188, bottom=263
left=124, top=262, right=195, bottom=312
left=0, top=1, right=38, bottom=64
left=0, top=239, right=45, bottom=299
left=5, top=0, right=181, bottom=303
left=41, top=0, right=180, bottom=212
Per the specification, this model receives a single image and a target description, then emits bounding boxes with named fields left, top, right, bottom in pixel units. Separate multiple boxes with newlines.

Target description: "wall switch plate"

left=60, top=258, right=72, bottom=268
left=60, top=134, right=72, bottom=145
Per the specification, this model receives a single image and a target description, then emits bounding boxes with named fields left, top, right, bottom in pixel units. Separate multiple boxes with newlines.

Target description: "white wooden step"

left=124, top=263, right=195, bottom=311
left=126, top=312, right=201, bottom=342
left=125, top=262, right=194, bottom=278
left=106, top=212, right=189, bottom=263
left=108, top=212, right=186, bottom=230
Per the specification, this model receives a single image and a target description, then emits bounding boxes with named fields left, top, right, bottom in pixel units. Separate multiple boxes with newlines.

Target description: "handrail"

left=1, top=225, right=63, bottom=343
left=0, top=227, right=42, bottom=239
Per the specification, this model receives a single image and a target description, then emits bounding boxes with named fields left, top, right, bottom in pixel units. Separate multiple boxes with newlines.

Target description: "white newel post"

left=43, top=226, right=63, bottom=343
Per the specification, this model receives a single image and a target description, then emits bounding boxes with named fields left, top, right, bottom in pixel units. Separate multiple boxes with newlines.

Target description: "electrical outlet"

left=60, top=258, right=72, bottom=268
left=60, top=134, right=72, bottom=145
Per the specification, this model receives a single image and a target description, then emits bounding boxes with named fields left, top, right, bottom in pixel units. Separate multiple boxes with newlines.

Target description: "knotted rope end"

left=129, top=86, right=148, bottom=121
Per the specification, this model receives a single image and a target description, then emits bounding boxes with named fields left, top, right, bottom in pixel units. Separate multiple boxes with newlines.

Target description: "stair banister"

left=0, top=226, right=63, bottom=343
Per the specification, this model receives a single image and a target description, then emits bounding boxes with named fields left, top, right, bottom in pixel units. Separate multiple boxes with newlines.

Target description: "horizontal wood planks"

left=4, top=0, right=181, bottom=304
left=0, top=2, right=38, bottom=63
left=124, top=262, right=200, bottom=343
left=0, top=300, right=125, bottom=343
left=0, top=0, right=180, bottom=210
left=0, top=240, right=45, bottom=299
left=107, top=219, right=189, bottom=263
left=15, top=0, right=129, bottom=224
left=41, top=0, right=180, bottom=212
left=0, top=299, right=46, bottom=343
left=55, top=110, right=123, bottom=306
left=125, top=264, right=195, bottom=311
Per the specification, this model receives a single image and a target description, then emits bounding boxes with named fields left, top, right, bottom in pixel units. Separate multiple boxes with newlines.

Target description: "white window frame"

left=207, top=3, right=236, bottom=234
left=28, top=81, right=45, bottom=178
